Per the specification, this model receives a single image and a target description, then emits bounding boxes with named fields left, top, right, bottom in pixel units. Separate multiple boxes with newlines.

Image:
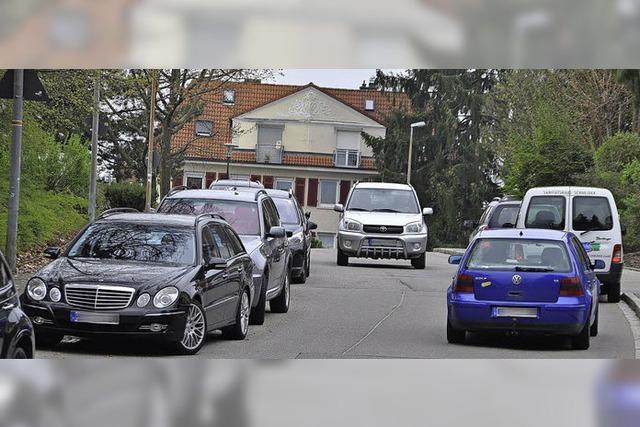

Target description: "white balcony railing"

left=256, top=143, right=283, bottom=164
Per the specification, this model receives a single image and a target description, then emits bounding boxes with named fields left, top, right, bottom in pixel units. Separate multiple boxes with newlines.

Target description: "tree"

left=617, top=69, right=640, bottom=132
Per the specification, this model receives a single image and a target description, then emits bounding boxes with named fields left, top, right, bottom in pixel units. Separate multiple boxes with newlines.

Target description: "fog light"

left=150, top=323, right=166, bottom=332
left=33, top=316, right=45, bottom=325
left=413, top=243, right=421, bottom=251
left=344, top=240, right=352, bottom=248
left=49, top=288, right=61, bottom=302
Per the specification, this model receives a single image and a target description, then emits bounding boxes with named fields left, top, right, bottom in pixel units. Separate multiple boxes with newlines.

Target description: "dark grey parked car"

left=266, top=189, right=317, bottom=284
left=463, top=197, right=521, bottom=243
left=158, top=188, right=291, bottom=326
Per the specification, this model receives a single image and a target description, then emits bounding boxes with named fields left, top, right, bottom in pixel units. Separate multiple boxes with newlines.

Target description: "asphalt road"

left=26, top=250, right=640, bottom=359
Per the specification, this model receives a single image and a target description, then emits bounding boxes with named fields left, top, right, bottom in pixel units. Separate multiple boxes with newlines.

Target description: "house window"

left=275, top=178, right=293, bottom=192
left=318, top=180, right=338, bottom=207
left=336, top=130, right=360, bottom=168
left=184, top=172, right=205, bottom=189
left=317, top=233, right=336, bottom=249
left=223, top=90, right=236, bottom=105
left=195, top=120, right=214, bottom=136
left=257, top=125, right=284, bottom=164
left=364, top=99, right=375, bottom=111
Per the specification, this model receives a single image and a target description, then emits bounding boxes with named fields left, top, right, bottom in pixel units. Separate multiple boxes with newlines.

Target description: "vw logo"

left=379, top=226, right=388, bottom=233
left=512, top=275, right=522, bottom=285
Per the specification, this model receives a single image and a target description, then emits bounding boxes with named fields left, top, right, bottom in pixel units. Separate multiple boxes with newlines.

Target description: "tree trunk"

left=159, top=129, right=172, bottom=198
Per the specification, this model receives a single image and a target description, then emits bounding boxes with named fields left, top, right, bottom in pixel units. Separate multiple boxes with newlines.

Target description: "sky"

left=273, top=69, right=388, bottom=89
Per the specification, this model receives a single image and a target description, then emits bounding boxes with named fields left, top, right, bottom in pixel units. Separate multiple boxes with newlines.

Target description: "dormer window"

left=195, top=120, right=214, bottom=137
left=223, top=90, right=236, bottom=105
left=364, top=99, right=375, bottom=111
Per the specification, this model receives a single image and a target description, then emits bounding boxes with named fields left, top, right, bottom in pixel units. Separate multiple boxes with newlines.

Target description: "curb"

left=621, top=293, right=640, bottom=359
left=432, top=248, right=465, bottom=256
left=622, top=292, right=640, bottom=319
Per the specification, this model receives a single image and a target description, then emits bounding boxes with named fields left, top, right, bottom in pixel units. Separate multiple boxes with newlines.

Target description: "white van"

left=516, top=187, right=624, bottom=302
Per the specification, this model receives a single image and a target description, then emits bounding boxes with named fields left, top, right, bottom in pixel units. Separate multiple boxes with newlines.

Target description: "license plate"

left=70, top=311, right=120, bottom=325
left=495, top=307, right=538, bottom=318
left=367, top=238, right=398, bottom=247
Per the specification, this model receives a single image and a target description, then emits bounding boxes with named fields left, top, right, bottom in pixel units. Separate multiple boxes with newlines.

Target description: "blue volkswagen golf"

left=446, top=229, right=602, bottom=349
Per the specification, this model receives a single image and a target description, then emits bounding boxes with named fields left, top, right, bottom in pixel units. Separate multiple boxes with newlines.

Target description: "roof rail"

left=288, top=188, right=294, bottom=199
left=254, top=189, right=268, bottom=201
left=194, top=213, right=227, bottom=224
left=168, top=185, right=189, bottom=197
left=98, top=208, right=139, bottom=219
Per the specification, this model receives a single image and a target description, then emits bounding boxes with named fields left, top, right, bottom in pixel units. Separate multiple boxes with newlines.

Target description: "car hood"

left=35, top=257, right=195, bottom=290
left=344, top=211, right=423, bottom=226
left=239, top=235, right=263, bottom=255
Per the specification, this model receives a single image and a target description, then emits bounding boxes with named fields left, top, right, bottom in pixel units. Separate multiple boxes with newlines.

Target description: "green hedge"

left=104, top=182, right=146, bottom=212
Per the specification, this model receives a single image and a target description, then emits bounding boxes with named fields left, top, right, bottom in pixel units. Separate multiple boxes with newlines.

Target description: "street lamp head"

left=411, top=121, right=426, bottom=128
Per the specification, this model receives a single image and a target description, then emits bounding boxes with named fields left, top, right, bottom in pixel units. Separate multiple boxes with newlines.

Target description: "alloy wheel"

left=240, top=291, right=250, bottom=335
left=181, top=304, right=206, bottom=351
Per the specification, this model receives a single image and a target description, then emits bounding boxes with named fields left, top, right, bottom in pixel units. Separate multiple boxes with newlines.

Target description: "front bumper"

left=337, top=231, right=427, bottom=259
left=447, top=293, right=589, bottom=335
left=21, top=301, right=187, bottom=340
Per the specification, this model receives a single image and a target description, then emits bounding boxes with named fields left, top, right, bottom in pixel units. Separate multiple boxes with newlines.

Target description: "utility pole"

left=145, top=74, right=157, bottom=212
left=88, top=74, right=100, bottom=221
left=407, top=121, right=426, bottom=185
left=5, top=70, right=24, bottom=273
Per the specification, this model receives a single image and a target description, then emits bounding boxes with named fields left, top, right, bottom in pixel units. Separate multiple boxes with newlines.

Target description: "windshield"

left=272, top=198, right=300, bottom=225
left=158, top=198, right=261, bottom=236
left=466, top=238, right=571, bottom=272
left=572, top=196, right=613, bottom=231
left=68, top=223, right=196, bottom=265
left=346, top=188, right=419, bottom=213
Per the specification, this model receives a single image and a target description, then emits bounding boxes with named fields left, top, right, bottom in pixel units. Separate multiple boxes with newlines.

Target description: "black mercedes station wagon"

left=0, top=251, right=35, bottom=358
left=20, top=209, right=254, bottom=355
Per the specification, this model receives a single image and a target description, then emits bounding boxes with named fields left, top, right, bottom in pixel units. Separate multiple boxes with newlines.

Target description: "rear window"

left=572, top=196, right=613, bottom=231
left=488, top=204, right=520, bottom=228
left=525, top=196, right=565, bottom=230
left=466, top=238, right=572, bottom=272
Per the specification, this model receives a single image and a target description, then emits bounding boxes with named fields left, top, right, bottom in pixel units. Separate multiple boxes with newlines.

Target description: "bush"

left=104, top=182, right=146, bottom=211
left=595, top=133, right=640, bottom=176
left=310, top=238, right=323, bottom=249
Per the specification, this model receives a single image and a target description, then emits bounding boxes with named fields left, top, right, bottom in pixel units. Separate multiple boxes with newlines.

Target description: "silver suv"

left=334, top=182, right=433, bottom=269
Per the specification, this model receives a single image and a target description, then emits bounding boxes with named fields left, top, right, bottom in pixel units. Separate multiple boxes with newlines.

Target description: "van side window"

left=525, top=196, right=565, bottom=230
left=572, top=196, right=613, bottom=231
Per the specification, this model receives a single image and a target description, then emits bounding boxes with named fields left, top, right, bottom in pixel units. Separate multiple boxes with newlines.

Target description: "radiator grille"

left=65, top=284, right=134, bottom=311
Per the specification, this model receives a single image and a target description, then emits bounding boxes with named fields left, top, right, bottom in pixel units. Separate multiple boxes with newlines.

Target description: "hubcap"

left=240, top=292, right=250, bottom=335
left=181, top=304, right=206, bottom=350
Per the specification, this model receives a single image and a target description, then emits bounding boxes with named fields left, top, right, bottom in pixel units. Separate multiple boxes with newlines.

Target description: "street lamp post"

left=224, top=143, right=237, bottom=178
left=407, top=121, right=426, bottom=185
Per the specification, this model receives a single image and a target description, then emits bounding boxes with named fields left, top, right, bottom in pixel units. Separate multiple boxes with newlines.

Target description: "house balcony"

left=256, top=143, right=283, bottom=164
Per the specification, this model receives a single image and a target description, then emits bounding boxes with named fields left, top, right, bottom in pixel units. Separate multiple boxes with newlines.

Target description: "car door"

left=200, top=225, right=230, bottom=327
left=261, top=199, right=284, bottom=291
left=210, top=224, right=243, bottom=322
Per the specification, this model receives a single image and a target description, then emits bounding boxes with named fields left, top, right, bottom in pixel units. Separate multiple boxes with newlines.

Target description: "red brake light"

left=612, top=244, right=623, bottom=264
left=559, top=277, right=583, bottom=297
left=453, top=274, right=474, bottom=293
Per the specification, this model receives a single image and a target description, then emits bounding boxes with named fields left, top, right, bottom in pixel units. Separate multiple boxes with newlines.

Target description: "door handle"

left=221, top=273, right=228, bottom=280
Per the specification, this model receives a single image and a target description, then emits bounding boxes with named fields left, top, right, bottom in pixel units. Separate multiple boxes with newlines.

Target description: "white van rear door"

left=569, top=194, right=616, bottom=272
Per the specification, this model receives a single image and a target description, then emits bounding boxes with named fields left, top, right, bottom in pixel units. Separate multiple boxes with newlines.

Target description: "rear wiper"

left=580, top=228, right=600, bottom=235
left=372, top=208, right=401, bottom=213
left=515, top=266, right=555, bottom=272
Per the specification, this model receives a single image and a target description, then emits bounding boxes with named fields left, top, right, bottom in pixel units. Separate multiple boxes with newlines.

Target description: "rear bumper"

left=337, top=231, right=427, bottom=260
left=597, top=263, right=623, bottom=286
left=448, top=294, right=589, bottom=335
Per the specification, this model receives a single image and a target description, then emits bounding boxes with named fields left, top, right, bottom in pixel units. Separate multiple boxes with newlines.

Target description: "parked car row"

left=14, top=183, right=316, bottom=356
left=449, top=186, right=626, bottom=350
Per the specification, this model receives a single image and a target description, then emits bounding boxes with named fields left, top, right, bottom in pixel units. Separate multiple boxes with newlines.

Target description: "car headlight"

left=27, top=278, right=47, bottom=301
left=137, top=293, right=151, bottom=308
left=341, top=219, right=363, bottom=232
left=405, top=221, right=425, bottom=233
left=153, top=287, right=179, bottom=309
left=49, top=287, right=61, bottom=302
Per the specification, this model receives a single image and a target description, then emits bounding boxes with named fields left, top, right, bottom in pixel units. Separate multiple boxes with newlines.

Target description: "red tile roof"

left=172, top=81, right=409, bottom=171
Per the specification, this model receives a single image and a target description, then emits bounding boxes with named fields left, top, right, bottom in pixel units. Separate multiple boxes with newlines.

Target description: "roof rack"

left=98, top=208, right=139, bottom=219
left=194, top=213, right=227, bottom=224
left=254, top=189, right=268, bottom=201
left=168, top=185, right=189, bottom=197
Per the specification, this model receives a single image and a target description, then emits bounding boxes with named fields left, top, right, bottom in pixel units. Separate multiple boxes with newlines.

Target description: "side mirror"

left=44, top=247, right=61, bottom=259
left=448, top=255, right=462, bottom=265
left=591, top=259, right=606, bottom=270
left=286, top=230, right=293, bottom=238
left=333, top=204, right=344, bottom=213
left=423, top=207, right=433, bottom=216
left=462, top=220, right=477, bottom=230
left=204, top=257, right=227, bottom=271
left=268, top=226, right=286, bottom=238
left=308, top=221, right=318, bottom=231
left=305, top=211, right=311, bottom=219
left=621, top=222, right=627, bottom=236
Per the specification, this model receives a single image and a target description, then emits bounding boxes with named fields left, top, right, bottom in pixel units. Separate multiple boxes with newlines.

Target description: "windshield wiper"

left=348, top=208, right=370, bottom=212
left=515, top=266, right=555, bottom=272
left=580, top=228, right=602, bottom=235
left=372, top=208, right=401, bottom=213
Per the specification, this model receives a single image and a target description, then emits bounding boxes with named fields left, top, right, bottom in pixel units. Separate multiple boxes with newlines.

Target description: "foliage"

left=310, top=238, right=324, bottom=249
left=595, top=132, right=640, bottom=176
left=103, top=182, right=146, bottom=211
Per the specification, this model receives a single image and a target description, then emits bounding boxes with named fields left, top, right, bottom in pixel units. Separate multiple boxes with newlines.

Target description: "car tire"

left=306, top=253, right=311, bottom=277
left=607, top=281, right=621, bottom=303
left=590, top=306, right=599, bottom=337
left=35, top=332, right=63, bottom=349
left=221, top=289, right=250, bottom=341
left=174, top=301, right=207, bottom=355
left=447, top=315, right=465, bottom=344
left=250, top=274, right=267, bottom=325
left=571, top=320, right=591, bottom=350
left=411, top=253, right=426, bottom=270
left=337, top=248, right=349, bottom=266
left=10, top=346, right=29, bottom=359
left=270, top=269, right=290, bottom=313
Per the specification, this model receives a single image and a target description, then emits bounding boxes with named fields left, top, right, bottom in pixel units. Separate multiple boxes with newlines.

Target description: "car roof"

left=210, top=179, right=264, bottom=189
left=265, top=189, right=292, bottom=199
left=355, top=182, right=413, bottom=191
left=524, top=186, right=614, bottom=197
left=475, top=228, right=568, bottom=240
left=96, top=213, right=199, bottom=227
left=164, top=189, right=262, bottom=203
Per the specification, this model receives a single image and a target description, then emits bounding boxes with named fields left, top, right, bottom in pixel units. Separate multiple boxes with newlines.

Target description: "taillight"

left=559, top=277, right=583, bottom=297
left=612, top=244, right=623, bottom=264
left=453, top=274, right=474, bottom=293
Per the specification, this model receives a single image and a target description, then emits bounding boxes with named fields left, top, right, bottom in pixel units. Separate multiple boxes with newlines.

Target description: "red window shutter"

left=251, top=174, right=261, bottom=184
left=307, top=178, right=318, bottom=207
left=263, top=175, right=274, bottom=189
left=295, top=178, right=306, bottom=205
left=339, top=180, right=351, bottom=204
left=172, top=175, right=183, bottom=188
left=219, top=172, right=228, bottom=180
left=205, top=172, right=216, bottom=189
